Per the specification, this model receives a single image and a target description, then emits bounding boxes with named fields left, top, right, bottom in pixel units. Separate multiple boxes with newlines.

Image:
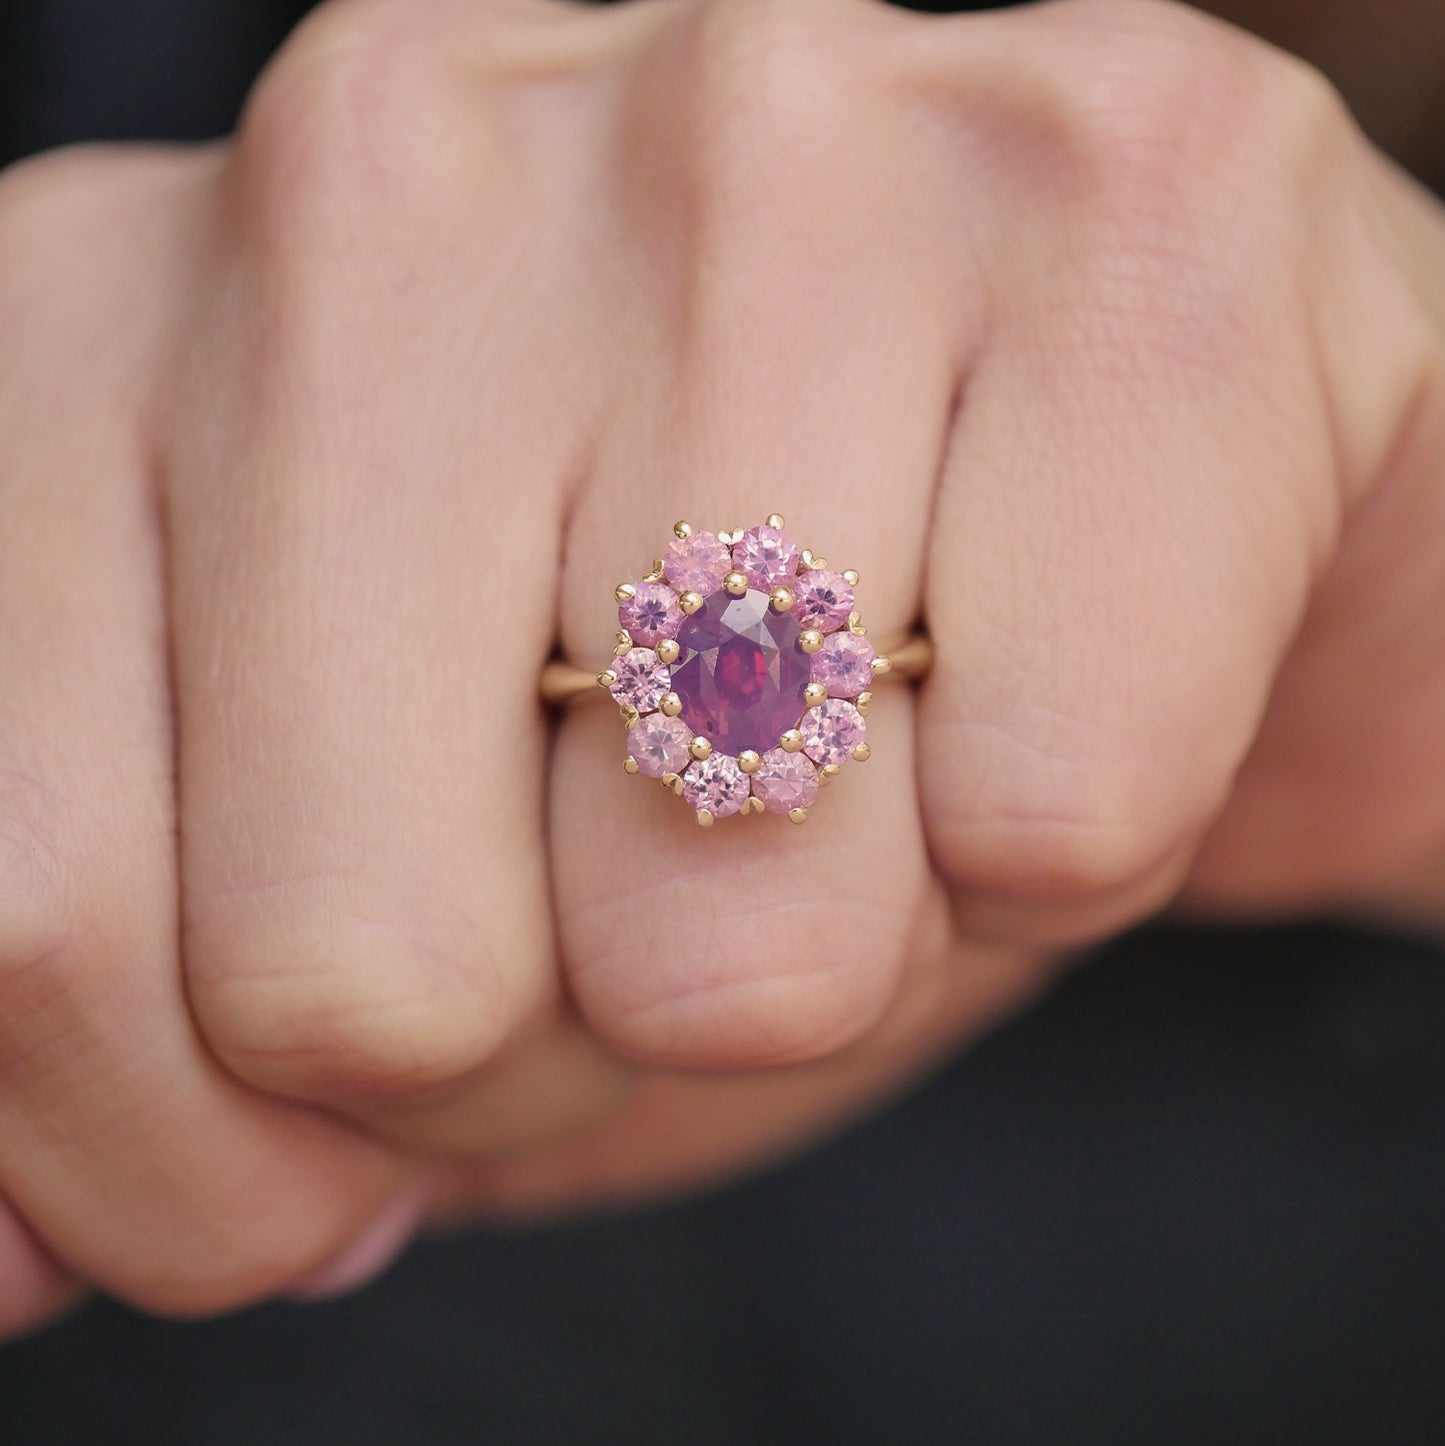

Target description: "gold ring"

left=539, top=515, right=933, bottom=827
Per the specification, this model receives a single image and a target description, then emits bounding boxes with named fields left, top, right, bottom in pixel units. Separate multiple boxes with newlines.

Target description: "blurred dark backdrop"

left=1, top=3, right=1444, bottom=1444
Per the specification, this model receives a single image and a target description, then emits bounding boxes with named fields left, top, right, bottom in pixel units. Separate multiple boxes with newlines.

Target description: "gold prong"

left=619, top=704, right=640, bottom=727
left=656, top=638, right=680, bottom=665
left=800, top=629, right=825, bottom=655
left=729, top=526, right=744, bottom=545
left=659, top=692, right=682, bottom=717
left=597, top=669, right=618, bottom=689
left=808, top=555, right=828, bottom=570
left=871, top=655, right=893, bottom=676
left=848, top=611, right=867, bottom=637
left=800, top=549, right=816, bottom=569
left=788, top=807, right=808, bottom=824
left=851, top=742, right=872, bottom=763
left=661, top=771, right=681, bottom=793
left=780, top=728, right=804, bottom=753
left=689, top=736, right=713, bottom=761
left=842, top=569, right=860, bottom=587
left=766, top=513, right=785, bottom=530
left=643, top=559, right=665, bottom=584
left=674, top=520, right=693, bottom=540
left=818, top=763, right=842, bottom=786
left=803, top=682, right=827, bottom=708
left=615, top=582, right=636, bottom=603
left=614, top=640, right=632, bottom=658
left=855, top=690, right=874, bottom=716
left=679, top=590, right=704, bottom=615
left=623, top=756, right=640, bottom=774
left=738, top=749, right=761, bottom=774
left=744, top=795, right=766, bottom=815
left=770, top=586, right=795, bottom=612
left=724, top=570, right=748, bottom=597
left=696, top=808, right=715, bottom=829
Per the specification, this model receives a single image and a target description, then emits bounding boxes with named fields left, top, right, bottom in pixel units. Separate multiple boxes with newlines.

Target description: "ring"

left=540, top=514, right=933, bottom=827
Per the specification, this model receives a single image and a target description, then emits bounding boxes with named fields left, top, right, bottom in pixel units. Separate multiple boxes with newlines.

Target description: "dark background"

left=2, top=3, right=1444, bottom=1443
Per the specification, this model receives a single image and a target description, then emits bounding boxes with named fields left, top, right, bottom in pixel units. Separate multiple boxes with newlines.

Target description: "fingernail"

left=287, top=1186, right=429, bottom=1303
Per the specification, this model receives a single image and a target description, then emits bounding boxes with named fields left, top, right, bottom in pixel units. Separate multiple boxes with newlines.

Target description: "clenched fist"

left=1, top=0, right=1442, bottom=1337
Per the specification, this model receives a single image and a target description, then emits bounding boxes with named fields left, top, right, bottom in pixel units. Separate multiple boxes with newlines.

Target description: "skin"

left=0, top=0, right=1442, bottom=1337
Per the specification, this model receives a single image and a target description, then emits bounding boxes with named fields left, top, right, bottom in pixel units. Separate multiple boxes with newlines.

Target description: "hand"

left=2, top=0, right=1443, bottom=1338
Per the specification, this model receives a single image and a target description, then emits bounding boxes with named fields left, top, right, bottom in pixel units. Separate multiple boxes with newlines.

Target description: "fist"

left=1, top=0, right=1442, bottom=1337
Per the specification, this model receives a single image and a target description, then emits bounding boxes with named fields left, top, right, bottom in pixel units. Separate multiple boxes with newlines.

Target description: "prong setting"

left=599, top=513, right=895, bottom=826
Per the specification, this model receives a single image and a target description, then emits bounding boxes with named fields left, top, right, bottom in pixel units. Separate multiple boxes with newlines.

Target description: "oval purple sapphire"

left=671, top=588, right=810, bottom=755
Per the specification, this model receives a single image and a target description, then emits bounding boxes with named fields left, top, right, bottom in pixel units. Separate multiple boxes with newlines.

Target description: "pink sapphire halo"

left=596, top=515, right=882, bottom=828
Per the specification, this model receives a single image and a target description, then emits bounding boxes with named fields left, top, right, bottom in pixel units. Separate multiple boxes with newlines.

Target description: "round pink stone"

left=627, top=713, right=694, bottom=779
left=732, top=525, right=800, bottom=590
left=750, top=748, right=819, bottom=814
left=682, top=753, right=749, bottom=818
left=618, top=582, right=683, bottom=647
left=609, top=647, right=670, bottom=713
left=811, top=631, right=876, bottom=698
left=664, top=530, right=731, bottom=596
left=792, top=569, right=855, bottom=632
left=800, top=699, right=867, bottom=767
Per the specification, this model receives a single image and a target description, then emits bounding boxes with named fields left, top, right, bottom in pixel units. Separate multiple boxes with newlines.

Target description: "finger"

left=433, top=926, right=1058, bottom=1218
left=0, top=1200, right=82, bottom=1341
left=171, top=82, right=626, bottom=1155
left=551, top=2, right=964, bottom=1067
left=915, top=7, right=1346, bottom=943
left=0, top=150, right=401, bottom=1314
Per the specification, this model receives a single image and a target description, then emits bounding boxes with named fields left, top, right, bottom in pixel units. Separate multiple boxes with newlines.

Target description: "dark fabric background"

left=1, top=4, right=1444, bottom=1444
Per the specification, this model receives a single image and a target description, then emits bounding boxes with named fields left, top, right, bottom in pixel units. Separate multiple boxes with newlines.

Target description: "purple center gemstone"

left=672, top=588, right=810, bottom=755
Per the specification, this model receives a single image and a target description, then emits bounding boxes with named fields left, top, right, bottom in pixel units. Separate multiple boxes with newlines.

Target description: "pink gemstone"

left=664, top=531, right=731, bottom=596
left=811, top=631, right=876, bottom=698
left=672, top=588, right=810, bottom=755
left=619, top=581, right=683, bottom=647
left=609, top=647, right=670, bottom=713
left=628, top=713, right=694, bottom=779
left=800, top=700, right=867, bottom=767
left=732, top=525, right=800, bottom=590
left=792, top=569, right=855, bottom=632
left=750, top=748, right=819, bottom=814
left=682, top=753, right=749, bottom=818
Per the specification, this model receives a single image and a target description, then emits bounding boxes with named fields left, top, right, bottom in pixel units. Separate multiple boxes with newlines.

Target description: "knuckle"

left=0, top=790, right=83, bottom=1028
left=1075, top=4, right=1345, bottom=195
left=930, top=805, right=1163, bottom=913
left=189, top=903, right=520, bottom=1104
left=921, top=715, right=1176, bottom=910
left=126, top=1201, right=366, bottom=1318
left=678, top=0, right=897, bottom=201
left=233, top=0, right=484, bottom=241
left=574, top=893, right=907, bottom=1069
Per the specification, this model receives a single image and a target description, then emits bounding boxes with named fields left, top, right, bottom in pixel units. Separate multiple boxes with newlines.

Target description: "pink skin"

left=0, top=1200, right=80, bottom=1340
left=287, top=1185, right=432, bottom=1303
